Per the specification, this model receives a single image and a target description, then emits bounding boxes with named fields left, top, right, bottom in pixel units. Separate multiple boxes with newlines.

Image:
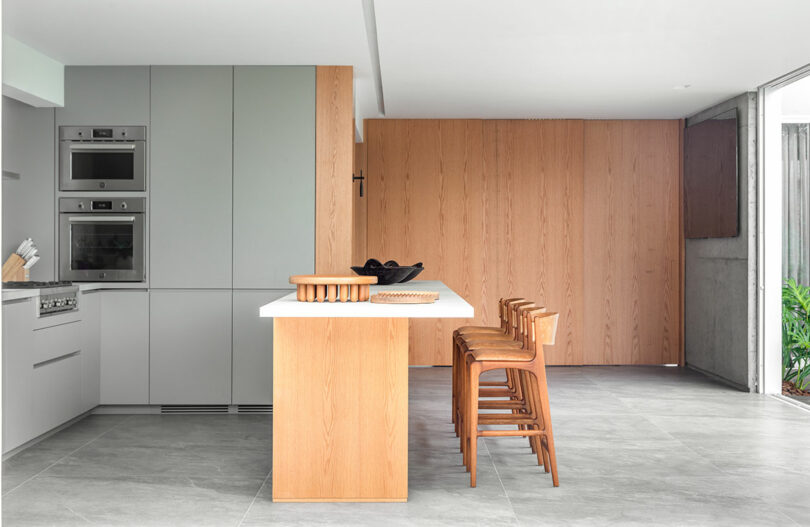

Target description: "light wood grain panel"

left=367, top=120, right=485, bottom=365
left=273, top=317, right=408, bottom=501
left=315, top=66, right=354, bottom=274
left=584, top=121, right=681, bottom=364
left=366, top=118, right=680, bottom=366
left=485, top=120, right=585, bottom=365
left=352, top=138, right=368, bottom=266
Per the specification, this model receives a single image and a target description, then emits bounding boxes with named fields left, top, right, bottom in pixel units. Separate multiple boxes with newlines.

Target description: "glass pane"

left=71, top=152, right=134, bottom=180
left=70, top=223, right=134, bottom=270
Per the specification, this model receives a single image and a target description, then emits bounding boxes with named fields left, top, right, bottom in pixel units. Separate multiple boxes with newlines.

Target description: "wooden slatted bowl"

left=289, top=275, right=378, bottom=302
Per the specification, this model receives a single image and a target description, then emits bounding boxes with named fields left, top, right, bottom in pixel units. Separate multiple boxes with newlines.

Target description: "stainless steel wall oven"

left=59, top=198, right=145, bottom=282
left=59, top=126, right=146, bottom=191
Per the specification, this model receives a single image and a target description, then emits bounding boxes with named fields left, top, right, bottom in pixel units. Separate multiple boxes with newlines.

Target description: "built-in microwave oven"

left=59, top=126, right=146, bottom=191
left=59, top=198, right=145, bottom=282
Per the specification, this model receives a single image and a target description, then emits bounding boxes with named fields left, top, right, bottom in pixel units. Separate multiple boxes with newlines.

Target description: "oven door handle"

left=68, top=216, right=136, bottom=223
left=68, top=143, right=137, bottom=151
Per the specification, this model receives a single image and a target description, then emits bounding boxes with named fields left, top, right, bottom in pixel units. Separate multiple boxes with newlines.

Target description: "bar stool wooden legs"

left=460, top=311, right=560, bottom=488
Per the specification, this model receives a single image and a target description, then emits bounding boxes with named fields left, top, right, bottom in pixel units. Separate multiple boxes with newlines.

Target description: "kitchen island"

left=260, top=280, right=473, bottom=502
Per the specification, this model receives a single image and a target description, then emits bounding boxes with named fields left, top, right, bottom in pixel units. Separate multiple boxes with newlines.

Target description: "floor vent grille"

left=237, top=405, right=273, bottom=414
left=160, top=405, right=229, bottom=414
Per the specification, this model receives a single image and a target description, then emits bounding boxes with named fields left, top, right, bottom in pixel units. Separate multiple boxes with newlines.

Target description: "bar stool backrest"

left=507, top=301, right=535, bottom=338
left=498, top=297, right=525, bottom=332
left=530, top=311, right=559, bottom=363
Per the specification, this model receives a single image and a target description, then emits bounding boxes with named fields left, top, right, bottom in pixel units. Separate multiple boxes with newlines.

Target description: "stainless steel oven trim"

left=59, top=212, right=145, bottom=282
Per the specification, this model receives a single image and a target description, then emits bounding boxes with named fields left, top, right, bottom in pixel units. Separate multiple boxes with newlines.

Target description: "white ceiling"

left=4, top=0, right=810, bottom=121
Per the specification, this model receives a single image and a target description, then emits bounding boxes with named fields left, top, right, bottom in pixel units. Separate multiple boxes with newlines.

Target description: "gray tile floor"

left=3, top=366, right=810, bottom=526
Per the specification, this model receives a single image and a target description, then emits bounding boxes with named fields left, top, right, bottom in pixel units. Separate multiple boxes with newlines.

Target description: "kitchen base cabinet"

left=2, top=299, right=36, bottom=453
left=31, top=351, right=84, bottom=440
left=100, top=291, right=149, bottom=405
left=232, top=290, right=288, bottom=404
left=80, top=291, right=102, bottom=411
left=150, top=290, right=232, bottom=404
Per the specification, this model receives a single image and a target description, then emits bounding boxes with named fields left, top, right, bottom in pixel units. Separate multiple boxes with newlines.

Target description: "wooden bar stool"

left=461, top=310, right=560, bottom=488
left=452, top=299, right=533, bottom=435
left=457, top=304, right=545, bottom=453
left=452, top=298, right=524, bottom=428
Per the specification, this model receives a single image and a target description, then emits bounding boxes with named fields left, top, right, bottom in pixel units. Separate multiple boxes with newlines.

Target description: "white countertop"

left=259, top=280, right=474, bottom=318
left=2, top=282, right=148, bottom=302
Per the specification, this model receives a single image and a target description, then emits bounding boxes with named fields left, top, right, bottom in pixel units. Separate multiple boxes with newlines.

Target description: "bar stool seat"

left=461, top=336, right=523, bottom=347
left=471, top=348, right=534, bottom=361
left=455, top=326, right=505, bottom=335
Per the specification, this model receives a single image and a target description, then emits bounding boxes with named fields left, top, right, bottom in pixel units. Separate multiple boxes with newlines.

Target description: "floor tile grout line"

left=3, top=415, right=137, bottom=497
left=481, top=438, right=521, bottom=526
left=63, top=504, right=94, bottom=525
left=769, top=393, right=810, bottom=415
left=237, top=469, right=272, bottom=527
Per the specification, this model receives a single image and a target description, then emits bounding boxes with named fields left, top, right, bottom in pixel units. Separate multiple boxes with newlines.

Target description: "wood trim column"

left=315, top=66, right=354, bottom=274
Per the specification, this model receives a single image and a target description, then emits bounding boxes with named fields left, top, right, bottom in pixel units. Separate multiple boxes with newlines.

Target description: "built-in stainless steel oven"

left=59, top=126, right=146, bottom=191
left=59, top=198, right=145, bottom=282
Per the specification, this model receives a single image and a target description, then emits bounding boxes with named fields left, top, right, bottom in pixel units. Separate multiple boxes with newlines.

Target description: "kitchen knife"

left=23, top=255, right=39, bottom=269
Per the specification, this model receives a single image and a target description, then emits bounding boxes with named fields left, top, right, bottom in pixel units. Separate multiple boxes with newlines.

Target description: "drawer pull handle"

left=33, top=350, right=80, bottom=369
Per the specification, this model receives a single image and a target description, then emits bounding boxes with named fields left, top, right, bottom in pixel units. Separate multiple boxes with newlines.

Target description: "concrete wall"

left=684, top=93, right=757, bottom=391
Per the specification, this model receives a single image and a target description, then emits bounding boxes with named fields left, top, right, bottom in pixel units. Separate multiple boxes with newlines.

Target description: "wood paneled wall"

left=483, top=120, right=585, bottom=365
left=367, top=120, right=485, bottom=365
left=352, top=139, right=368, bottom=267
left=583, top=121, right=681, bottom=364
left=315, top=66, right=354, bottom=274
left=366, top=119, right=681, bottom=366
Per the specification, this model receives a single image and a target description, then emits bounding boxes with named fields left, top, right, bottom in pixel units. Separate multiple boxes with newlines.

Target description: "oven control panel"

left=37, top=287, right=79, bottom=317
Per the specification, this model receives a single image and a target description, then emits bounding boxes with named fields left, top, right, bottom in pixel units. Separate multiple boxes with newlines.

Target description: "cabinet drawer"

left=33, top=321, right=81, bottom=366
left=31, top=350, right=83, bottom=438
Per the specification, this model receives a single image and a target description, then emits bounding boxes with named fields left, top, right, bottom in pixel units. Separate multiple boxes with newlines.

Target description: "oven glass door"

left=60, top=142, right=146, bottom=191
left=60, top=214, right=144, bottom=281
left=72, top=149, right=135, bottom=181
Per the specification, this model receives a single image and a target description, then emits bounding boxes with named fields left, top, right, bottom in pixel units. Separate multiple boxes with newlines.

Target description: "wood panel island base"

left=260, top=281, right=474, bottom=502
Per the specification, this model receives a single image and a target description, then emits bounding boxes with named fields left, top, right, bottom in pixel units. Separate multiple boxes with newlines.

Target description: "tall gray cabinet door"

left=100, top=291, right=150, bottom=405
left=56, top=66, right=150, bottom=126
left=150, top=290, right=232, bottom=404
left=233, top=66, right=315, bottom=288
left=232, top=290, right=288, bottom=404
left=150, top=66, right=233, bottom=288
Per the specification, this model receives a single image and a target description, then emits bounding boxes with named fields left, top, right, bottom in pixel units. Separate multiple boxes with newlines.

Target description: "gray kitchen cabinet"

left=2, top=299, right=36, bottom=453
left=80, top=290, right=102, bottom=411
left=30, top=346, right=83, bottom=440
left=232, top=289, right=288, bottom=404
left=149, top=290, right=232, bottom=404
left=55, top=66, right=150, bottom=126
left=150, top=66, right=233, bottom=288
left=233, top=66, right=316, bottom=288
left=100, top=291, right=149, bottom=404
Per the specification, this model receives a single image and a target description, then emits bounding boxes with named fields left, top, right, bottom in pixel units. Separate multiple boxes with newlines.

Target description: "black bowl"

left=399, top=262, right=424, bottom=283
left=351, top=265, right=413, bottom=285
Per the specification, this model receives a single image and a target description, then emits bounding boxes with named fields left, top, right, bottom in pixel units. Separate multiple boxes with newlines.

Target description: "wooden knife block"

left=2, top=254, right=29, bottom=282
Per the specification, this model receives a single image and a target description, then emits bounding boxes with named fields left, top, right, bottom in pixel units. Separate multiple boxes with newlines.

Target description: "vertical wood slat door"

left=583, top=121, right=681, bottom=364
left=483, top=120, right=585, bottom=365
left=367, top=120, right=485, bottom=365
